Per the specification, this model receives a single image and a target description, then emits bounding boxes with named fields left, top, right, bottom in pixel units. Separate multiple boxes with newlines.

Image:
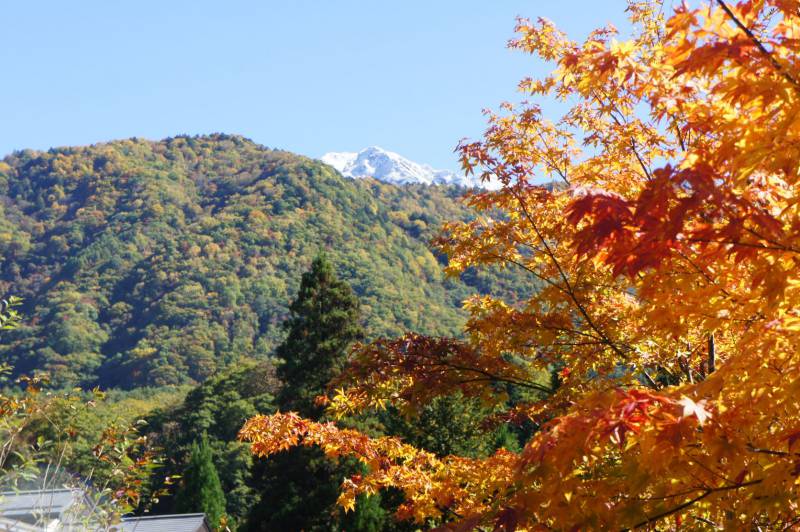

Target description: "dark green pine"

left=276, top=253, right=364, bottom=417
left=245, top=254, right=387, bottom=531
left=174, top=433, right=227, bottom=528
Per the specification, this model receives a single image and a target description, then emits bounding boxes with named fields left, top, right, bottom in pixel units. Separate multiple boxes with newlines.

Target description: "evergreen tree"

left=174, top=434, right=226, bottom=529
left=245, top=254, right=386, bottom=531
left=276, top=253, right=364, bottom=417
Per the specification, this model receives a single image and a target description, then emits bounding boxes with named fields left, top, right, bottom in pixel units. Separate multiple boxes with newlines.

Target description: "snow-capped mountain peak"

left=320, top=146, right=481, bottom=188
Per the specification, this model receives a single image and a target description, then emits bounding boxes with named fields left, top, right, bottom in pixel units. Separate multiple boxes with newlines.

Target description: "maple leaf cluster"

left=241, top=1, right=800, bottom=528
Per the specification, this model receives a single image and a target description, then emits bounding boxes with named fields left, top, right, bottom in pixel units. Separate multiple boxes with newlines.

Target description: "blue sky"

left=1, top=1, right=630, bottom=170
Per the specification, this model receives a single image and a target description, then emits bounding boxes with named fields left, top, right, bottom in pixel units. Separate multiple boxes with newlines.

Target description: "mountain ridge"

left=321, top=146, right=482, bottom=188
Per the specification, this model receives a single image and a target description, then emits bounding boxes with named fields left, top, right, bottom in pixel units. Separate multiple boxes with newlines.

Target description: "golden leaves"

left=237, top=1, right=800, bottom=528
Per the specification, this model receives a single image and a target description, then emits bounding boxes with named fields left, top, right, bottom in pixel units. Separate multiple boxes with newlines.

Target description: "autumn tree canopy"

left=241, top=0, right=800, bottom=528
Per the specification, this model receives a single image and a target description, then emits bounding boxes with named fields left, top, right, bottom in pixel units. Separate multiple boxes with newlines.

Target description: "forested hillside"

left=0, top=134, right=529, bottom=388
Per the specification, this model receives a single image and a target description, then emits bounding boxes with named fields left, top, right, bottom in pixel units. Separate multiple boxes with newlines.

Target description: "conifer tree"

left=175, top=434, right=226, bottom=528
left=245, top=254, right=385, bottom=531
left=276, top=253, right=364, bottom=417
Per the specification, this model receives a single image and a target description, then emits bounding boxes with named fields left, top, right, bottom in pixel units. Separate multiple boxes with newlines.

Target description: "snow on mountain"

left=320, top=146, right=483, bottom=188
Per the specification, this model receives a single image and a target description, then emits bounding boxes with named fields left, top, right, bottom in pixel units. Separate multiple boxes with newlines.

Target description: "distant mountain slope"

left=0, top=135, right=529, bottom=388
left=321, top=146, right=481, bottom=188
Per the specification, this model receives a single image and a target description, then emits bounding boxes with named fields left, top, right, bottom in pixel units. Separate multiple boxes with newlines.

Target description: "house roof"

left=118, top=513, right=211, bottom=532
left=0, top=488, right=85, bottom=518
left=0, top=489, right=210, bottom=531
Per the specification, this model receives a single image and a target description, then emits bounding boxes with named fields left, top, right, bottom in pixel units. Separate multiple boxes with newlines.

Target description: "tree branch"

left=715, top=0, right=800, bottom=90
left=629, top=479, right=762, bottom=530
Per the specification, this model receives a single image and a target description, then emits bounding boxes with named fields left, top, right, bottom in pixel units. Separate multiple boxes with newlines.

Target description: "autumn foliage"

left=241, top=1, right=800, bottom=528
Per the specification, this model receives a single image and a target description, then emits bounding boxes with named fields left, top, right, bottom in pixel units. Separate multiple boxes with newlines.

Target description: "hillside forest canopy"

left=0, top=117, right=537, bottom=529
left=0, top=135, right=532, bottom=388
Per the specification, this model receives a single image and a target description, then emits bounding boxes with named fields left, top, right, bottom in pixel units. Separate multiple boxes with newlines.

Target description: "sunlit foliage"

left=240, top=1, right=800, bottom=528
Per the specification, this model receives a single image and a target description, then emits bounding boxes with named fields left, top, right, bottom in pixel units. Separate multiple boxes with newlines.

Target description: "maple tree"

left=241, top=0, right=800, bottom=528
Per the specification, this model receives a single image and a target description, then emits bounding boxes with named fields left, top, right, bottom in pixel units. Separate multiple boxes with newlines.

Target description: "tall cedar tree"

left=276, top=253, right=364, bottom=417
left=174, top=434, right=226, bottom=529
left=245, top=254, right=385, bottom=531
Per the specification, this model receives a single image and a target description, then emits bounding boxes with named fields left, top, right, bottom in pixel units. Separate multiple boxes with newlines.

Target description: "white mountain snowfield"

left=320, top=146, right=487, bottom=188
